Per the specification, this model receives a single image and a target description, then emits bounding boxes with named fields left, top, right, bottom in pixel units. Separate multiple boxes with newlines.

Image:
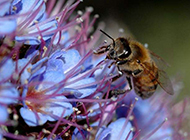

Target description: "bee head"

left=115, top=37, right=132, bottom=60
left=100, top=30, right=132, bottom=60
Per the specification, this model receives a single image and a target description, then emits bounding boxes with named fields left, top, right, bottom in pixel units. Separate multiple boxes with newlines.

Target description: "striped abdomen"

left=133, top=62, right=159, bottom=99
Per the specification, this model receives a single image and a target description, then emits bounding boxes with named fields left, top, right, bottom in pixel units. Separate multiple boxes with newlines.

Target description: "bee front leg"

left=111, top=71, right=123, bottom=82
left=93, top=46, right=109, bottom=55
left=126, top=76, right=132, bottom=90
left=108, top=61, right=115, bottom=68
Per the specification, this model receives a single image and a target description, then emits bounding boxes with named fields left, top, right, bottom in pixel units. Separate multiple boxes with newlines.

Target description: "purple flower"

left=96, top=118, right=133, bottom=140
left=0, top=83, right=19, bottom=104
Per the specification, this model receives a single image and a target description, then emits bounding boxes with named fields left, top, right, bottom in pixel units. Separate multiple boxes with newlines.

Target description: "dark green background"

left=78, top=0, right=190, bottom=100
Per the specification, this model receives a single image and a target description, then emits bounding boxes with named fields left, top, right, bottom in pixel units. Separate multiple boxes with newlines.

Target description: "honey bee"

left=94, top=30, right=174, bottom=99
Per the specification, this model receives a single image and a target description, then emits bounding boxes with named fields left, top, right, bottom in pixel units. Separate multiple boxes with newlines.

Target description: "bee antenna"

left=100, top=29, right=115, bottom=47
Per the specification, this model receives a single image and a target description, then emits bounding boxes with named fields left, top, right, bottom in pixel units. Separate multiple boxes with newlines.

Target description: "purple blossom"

left=0, top=0, right=189, bottom=140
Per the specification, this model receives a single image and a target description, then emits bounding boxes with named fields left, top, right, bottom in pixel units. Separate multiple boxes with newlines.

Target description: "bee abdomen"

left=134, top=84, right=158, bottom=99
left=133, top=71, right=159, bottom=99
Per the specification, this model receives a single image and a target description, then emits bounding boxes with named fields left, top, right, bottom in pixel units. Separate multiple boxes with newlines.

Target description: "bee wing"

left=157, top=69, right=174, bottom=95
left=139, top=59, right=174, bottom=95
left=149, top=50, right=170, bottom=70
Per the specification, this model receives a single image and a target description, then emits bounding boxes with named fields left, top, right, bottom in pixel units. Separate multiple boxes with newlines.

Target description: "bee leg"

left=111, top=71, right=123, bottom=82
left=116, top=59, right=128, bottom=65
left=93, top=46, right=109, bottom=55
left=126, top=76, right=132, bottom=90
left=109, top=89, right=126, bottom=97
left=108, top=61, right=115, bottom=68
left=107, top=72, right=127, bottom=97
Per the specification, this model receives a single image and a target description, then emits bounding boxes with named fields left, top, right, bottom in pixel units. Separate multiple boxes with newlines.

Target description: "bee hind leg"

left=109, top=77, right=132, bottom=97
left=109, top=89, right=126, bottom=97
left=108, top=72, right=127, bottom=97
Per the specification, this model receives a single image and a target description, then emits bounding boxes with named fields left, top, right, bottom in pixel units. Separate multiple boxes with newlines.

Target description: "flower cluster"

left=0, top=0, right=189, bottom=140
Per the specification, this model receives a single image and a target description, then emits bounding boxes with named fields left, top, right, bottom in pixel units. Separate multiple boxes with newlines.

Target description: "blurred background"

left=78, top=0, right=190, bottom=100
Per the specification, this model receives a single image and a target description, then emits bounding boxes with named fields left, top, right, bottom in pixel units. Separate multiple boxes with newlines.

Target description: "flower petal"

left=72, top=128, right=88, bottom=140
left=20, top=107, right=47, bottom=126
left=95, top=126, right=111, bottom=140
left=45, top=96, right=73, bottom=121
left=53, top=31, right=70, bottom=47
left=108, top=118, right=133, bottom=140
left=0, top=0, right=11, bottom=16
left=16, top=20, right=57, bottom=45
left=0, top=19, right=16, bottom=34
left=15, top=0, right=46, bottom=24
left=0, top=105, right=8, bottom=122
left=0, top=58, right=15, bottom=81
left=14, top=58, right=32, bottom=84
left=59, top=49, right=81, bottom=73
left=37, top=71, right=65, bottom=94
left=65, top=78, right=96, bottom=98
left=0, top=83, right=19, bottom=104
